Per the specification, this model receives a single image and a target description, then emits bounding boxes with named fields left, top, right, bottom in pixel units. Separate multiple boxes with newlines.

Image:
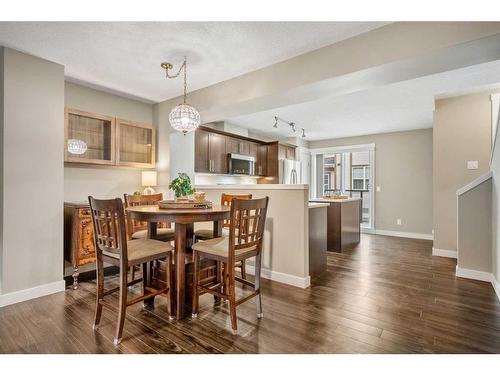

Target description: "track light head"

left=273, top=116, right=278, bottom=128
left=301, top=129, right=306, bottom=138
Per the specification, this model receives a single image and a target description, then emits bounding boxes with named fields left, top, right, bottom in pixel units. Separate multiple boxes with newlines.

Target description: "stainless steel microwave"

left=227, top=153, right=255, bottom=175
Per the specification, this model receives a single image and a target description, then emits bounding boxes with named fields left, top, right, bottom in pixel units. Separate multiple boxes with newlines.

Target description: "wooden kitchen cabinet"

left=65, top=108, right=115, bottom=165
left=195, top=128, right=210, bottom=172
left=209, top=132, right=227, bottom=173
left=279, top=144, right=296, bottom=160
left=64, top=202, right=96, bottom=289
left=116, top=118, right=155, bottom=168
left=255, top=143, right=267, bottom=176
left=194, top=129, right=227, bottom=174
left=226, top=137, right=250, bottom=155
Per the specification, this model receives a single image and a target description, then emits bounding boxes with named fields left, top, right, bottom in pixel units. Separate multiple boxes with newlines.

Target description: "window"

left=323, top=173, right=330, bottom=193
left=351, top=165, right=369, bottom=191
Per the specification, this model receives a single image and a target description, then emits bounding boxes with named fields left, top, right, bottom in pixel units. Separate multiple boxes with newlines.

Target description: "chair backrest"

left=221, top=193, right=252, bottom=228
left=227, top=197, right=269, bottom=260
left=123, top=193, right=164, bottom=238
left=88, top=196, right=128, bottom=263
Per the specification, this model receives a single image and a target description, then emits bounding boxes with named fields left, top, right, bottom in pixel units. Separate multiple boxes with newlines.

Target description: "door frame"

left=310, top=143, right=376, bottom=231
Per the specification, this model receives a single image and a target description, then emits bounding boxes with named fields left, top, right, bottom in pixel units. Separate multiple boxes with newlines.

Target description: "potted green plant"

left=169, top=173, right=195, bottom=201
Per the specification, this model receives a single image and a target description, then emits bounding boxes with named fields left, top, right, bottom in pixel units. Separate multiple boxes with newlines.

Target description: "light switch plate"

left=467, top=160, right=479, bottom=170
left=376, top=186, right=381, bottom=192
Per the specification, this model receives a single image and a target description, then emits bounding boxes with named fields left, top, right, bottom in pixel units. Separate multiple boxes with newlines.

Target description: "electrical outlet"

left=397, top=218, right=402, bottom=225
left=467, top=160, right=479, bottom=170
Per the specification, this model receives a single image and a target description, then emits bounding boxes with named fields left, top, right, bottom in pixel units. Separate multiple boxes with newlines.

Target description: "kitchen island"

left=309, top=198, right=361, bottom=252
left=195, top=184, right=311, bottom=288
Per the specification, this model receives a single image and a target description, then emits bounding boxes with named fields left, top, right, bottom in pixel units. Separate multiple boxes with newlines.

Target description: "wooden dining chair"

left=123, top=193, right=174, bottom=242
left=193, top=193, right=253, bottom=278
left=191, top=197, right=269, bottom=333
left=88, top=196, right=174, bottom=346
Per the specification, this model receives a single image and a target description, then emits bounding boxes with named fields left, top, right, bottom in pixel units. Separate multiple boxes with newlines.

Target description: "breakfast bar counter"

left=309, top=198, right=361, bottom=252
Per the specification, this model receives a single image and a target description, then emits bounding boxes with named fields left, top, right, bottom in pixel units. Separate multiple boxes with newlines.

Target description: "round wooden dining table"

left=126, top=204, right=230, bottom=320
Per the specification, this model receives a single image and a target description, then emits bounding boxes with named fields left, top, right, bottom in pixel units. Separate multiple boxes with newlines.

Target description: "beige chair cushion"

left=194, top=227, right=236, bottom=239
left=132, top=227, right=174, bottom=240
left=192, top=236, right=256, bottom=260
left=194, top=228, right=215, bottom=239
left=103, top=238, right=173, bottom=263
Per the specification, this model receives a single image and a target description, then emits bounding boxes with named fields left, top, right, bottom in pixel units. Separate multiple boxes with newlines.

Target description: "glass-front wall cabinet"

left=65, top=109, right=115, bottom=165
left=116, top=119, right=155, bottom=168
left=64, top=109, right=156, bottom=168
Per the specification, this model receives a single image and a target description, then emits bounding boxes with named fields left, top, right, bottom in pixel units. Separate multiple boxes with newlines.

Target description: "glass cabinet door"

left=65, top=108, right=115, bottom=165
left=116, top=119, right=156, bottom=168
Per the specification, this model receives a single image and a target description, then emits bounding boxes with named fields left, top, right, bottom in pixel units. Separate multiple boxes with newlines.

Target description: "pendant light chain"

left=183, top=57, right=187, bottom=105
left=161, top=57, right=201, bottom=134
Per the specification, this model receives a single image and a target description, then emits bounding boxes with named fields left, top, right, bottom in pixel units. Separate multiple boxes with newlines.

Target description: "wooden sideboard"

left=64, top=202, right=96, bottom=288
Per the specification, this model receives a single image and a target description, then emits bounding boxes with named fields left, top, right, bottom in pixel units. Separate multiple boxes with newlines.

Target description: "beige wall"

left=310, top=129, right=433, bottom=236
left=433, top=92, right=494, bottom=253
left=195, top=186, right=310, bottom=286
left=457, top=178, right=492, bottom=272
left=64, top=82, right=155, bottom=201
left=0, top=47, right=4, bottom=293
left=1, top=48, right=64, bottom=295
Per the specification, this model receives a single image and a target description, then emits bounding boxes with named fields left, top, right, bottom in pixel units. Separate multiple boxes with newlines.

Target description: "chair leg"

left=165, top=253, right=174, bottom=320
left=255, top=253, right=263, bottom=318
left=93, top=256, right=104, bottom=330
left=228, top=265, right=238, bottom=333
left=192, top=251, right=200, bottom=318
left=114, top=266, right=128, bottom=346
left=240, top=260, right=247, bottom=280
left=130, top=266, right=136, bottom=282
left=214, top=261, right=221, bottom=302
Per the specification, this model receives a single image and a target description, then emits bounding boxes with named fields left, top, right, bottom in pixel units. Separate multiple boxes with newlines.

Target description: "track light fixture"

left=272, top=116, right=306, bottom=138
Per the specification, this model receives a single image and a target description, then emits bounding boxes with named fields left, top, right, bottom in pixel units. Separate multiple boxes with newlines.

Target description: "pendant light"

left=161, top=57, right=200, bottom=134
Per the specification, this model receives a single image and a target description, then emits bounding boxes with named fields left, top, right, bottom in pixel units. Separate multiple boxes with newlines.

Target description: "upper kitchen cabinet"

left=194, top=129, right=227, bottom=174
left=116, top=119, right=155, bottom=168
left=252, top=142, right=267, bottom=176
left=279, top=144, right=296, bottom=160
left=64, top=108, right=115, bottom=165
left=226, top=137, right=250, bottom=155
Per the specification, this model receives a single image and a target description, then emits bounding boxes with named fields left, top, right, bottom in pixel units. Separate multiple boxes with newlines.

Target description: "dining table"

left=125, top=204, right=231, bottom=320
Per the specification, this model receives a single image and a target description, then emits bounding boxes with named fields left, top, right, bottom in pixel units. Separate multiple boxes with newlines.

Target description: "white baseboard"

left=245, top=265, right=311, bottom=289
left=0, top=280, right=65, bottom=308
left=491, top=274, right=500, bottom=302
left=432, top=247, right=457, bottom=258
left=375, top=229, right=433, bottom=241
left=455, top=268, right=500, bottom=303
left=456, top=266, right=492, bottom=282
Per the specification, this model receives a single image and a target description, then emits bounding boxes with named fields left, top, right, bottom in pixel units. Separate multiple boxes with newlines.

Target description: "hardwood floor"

left=1, top=234, right=500, bottom=353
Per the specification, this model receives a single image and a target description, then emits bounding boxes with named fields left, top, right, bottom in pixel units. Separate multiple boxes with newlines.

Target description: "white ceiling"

left=228, top=60, right=500, bottom=141
left=0, top=22, right=387, bottom=102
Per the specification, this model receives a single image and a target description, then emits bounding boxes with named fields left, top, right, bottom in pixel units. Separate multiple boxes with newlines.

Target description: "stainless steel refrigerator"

left=279, top=159, right=302, bottom=184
